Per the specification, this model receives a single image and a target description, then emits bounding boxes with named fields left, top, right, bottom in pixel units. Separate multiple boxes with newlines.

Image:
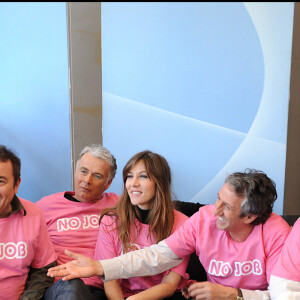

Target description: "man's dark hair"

left=225, top=168, right=277, bottom=225
left=0, top=145, right=21, bottom=186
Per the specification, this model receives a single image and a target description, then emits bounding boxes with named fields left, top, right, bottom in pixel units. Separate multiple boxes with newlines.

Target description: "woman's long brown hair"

left=100, top=150, right=175, bottom=253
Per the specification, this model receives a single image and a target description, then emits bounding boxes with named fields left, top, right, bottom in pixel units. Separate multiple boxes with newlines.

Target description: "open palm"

left=47, top=249, right=103, bottom=281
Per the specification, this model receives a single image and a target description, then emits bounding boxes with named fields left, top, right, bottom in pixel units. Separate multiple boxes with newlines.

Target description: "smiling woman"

left=125, top=160, right=156, bottom=210
left=94, top=150, right=192, bottom=300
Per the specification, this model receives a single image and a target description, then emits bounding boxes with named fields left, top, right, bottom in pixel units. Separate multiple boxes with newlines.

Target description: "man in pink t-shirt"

left=48, top=169, right=291, bottom=300
left=269, top=217, right=300, bottom=299
left=37, top=144, right=119, bottom=300
left=0, top=145, right=57, bottom=300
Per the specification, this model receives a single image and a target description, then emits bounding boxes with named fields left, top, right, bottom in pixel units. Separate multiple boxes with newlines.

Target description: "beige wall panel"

left=67, top=2, right=102, bottom=182
left=284, top=3, right=300, bottom=214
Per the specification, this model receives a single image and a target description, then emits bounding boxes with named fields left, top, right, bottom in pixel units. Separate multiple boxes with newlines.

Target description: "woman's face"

left=125, top=161, right=156, bottom=210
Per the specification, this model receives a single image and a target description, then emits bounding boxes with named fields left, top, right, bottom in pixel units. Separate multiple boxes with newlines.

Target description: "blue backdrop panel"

left=0, top=3, right=72, bottom=202
left=102, top=2, right=293, bottom=214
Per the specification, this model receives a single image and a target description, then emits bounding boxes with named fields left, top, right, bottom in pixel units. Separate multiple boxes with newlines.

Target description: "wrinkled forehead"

left=77, top=153, right=110, bottom=172
left=220, top=183, right=246, bottom=206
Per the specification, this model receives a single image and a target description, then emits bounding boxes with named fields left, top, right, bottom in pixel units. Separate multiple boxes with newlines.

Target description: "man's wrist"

left=227, top=286, right=240, bottom=300
left=95, top=260, right=103, bottom=276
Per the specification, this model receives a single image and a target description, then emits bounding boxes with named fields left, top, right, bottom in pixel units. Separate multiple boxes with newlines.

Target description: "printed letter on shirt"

left=209, top=259, right=263, bottom=278
left=83, top=215, right=100, bottom=229
left=208, top=260, right=233, bottom=277
left=0, top=242, right=27, bottom=259
left=57, top=215, right=100, bottom=232
left=234, top=260, right=263, bottom=276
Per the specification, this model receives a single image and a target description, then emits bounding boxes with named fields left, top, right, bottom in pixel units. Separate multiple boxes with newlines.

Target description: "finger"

left=47, top=269, right=71, bottom=277
left=188, top=283, right=207, bottom=299
left=61, top=274, right=79, bottom=281
left=188, top=282, right=205, bottom=292
left=64, top=249, right=83, bottom=259
left=48, top=263, right=67, bottom=272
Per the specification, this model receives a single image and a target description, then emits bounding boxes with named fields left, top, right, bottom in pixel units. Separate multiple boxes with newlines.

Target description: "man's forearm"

left=101, top=240, right=182, bottom=282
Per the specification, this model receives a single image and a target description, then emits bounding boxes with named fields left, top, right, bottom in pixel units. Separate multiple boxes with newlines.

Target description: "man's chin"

left=79, top=197, right=96, bottom=203
left=216, top=219, right=227, bottom=230
left=75, top=190, right=102, bottom=203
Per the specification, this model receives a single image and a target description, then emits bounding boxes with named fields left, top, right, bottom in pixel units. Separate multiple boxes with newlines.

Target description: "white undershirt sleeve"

left=100, top=240, right=183, bottom=282
left=241, top=288, right=270, bottom=300
left=269, top=275, right=300, bottom=300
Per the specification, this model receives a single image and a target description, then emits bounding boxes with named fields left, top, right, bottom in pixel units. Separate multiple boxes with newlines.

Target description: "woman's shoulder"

left=173, top=209, right=189, bottom=227
left=99, top=212, right=119, bottom=228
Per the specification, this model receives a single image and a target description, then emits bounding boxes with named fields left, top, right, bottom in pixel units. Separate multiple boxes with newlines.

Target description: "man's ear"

left=244, top=214, right=257, bottom=224
left=104, top=178, right=113, bottom=191
left=14, top=177, right=21, bottom=194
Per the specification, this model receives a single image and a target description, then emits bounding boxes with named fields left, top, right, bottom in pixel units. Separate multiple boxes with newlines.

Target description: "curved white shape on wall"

left=102, top=2, right=294, bottom=214
left=190, top=3, right=293, bottom=214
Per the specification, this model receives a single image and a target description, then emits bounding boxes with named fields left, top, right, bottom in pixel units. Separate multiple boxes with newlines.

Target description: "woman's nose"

left=131, top=176, right=139, bottom=186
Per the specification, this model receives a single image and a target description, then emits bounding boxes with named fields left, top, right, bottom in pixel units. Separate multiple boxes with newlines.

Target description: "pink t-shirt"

left=271, top=217, right=300, bottom=281
left=95, top=209, right=190, bottom=297
left=36, top=191, right=119, bottom=288
left=0, top=198, right=57, bottom=300
left=165, top=205, right=291, bottom=290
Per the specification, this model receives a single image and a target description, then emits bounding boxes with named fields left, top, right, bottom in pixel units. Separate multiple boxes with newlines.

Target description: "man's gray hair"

left=225, top=168, right=277, bottom=225
left=76, top=144, right=117, bottom=180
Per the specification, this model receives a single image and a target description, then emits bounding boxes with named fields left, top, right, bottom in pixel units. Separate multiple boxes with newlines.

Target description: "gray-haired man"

left=37, top=144, right=119, bottom=300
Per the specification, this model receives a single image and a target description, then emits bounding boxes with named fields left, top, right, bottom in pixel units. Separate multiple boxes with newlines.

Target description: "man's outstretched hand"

left=47, top=249, right=104, bottom=281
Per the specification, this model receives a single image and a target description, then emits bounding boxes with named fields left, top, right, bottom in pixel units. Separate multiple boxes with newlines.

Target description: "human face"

left=74, top=152, right=112, bottom=203
left=214, top=183, right=251, bottom=241
left=0, top=160, right=20, bottom=218
left=125, top=161, right=156, bottom=210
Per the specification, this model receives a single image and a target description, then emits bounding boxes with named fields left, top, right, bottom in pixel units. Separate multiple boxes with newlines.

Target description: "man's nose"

left=84, top=173, right=92, bottom=184
left=214, top=200, right=223, bottom=214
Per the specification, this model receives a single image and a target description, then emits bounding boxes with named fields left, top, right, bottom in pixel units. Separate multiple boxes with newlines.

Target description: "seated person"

left=96, top=150, right=191, bottom=300
left=269, top=217, right=300, bottom=299
left=37, top=144, right=119, bottom=300
left=0, top=145, right=57, bottom=300
left=48, top=169, right=291, bottom=300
